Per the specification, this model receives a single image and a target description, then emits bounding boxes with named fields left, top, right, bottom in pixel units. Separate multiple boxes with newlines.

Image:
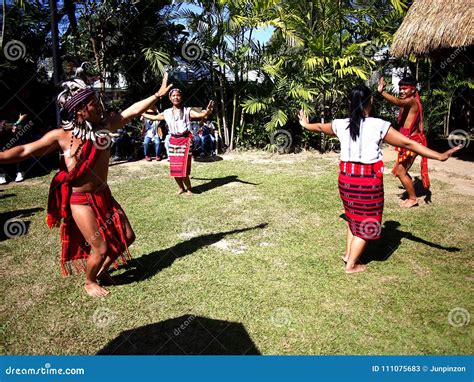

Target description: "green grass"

left=1, top=152, right=472, bottom=355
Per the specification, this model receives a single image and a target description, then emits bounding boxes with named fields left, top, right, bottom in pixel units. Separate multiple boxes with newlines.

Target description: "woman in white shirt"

left=143, top=88, right=214, bottom=195
left=299, top=84, right=461, bottom=273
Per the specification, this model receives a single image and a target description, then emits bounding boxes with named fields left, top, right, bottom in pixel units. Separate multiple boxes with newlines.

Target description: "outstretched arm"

left=378, top=77, right=414, bottom=108
left=141, top=113, right=165, bottom=121
left=384, top=127, right=461, bottom=161
left=0, top=128, right=61, bottom=164
left=298, top=110, right=335, bottom=135
left=108, top=73, right=172, bottom=131
left=190, top=100, right=214, bottom=119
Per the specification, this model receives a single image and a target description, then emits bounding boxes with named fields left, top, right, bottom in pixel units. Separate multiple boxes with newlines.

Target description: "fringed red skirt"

left=169, top=133, right=192, bottom=178
left=338, top=161, right=384, bottom=240
left=61, top=186, right=131, bottom=276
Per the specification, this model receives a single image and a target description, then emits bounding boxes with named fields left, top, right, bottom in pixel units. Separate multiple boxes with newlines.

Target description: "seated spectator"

left=0, top=113, right=29, bottom=183
left=191, top=121, right=203, bottom=158
left=200, top=118, right=217, bottom=157
left=141, top=107, right=162, bottom=161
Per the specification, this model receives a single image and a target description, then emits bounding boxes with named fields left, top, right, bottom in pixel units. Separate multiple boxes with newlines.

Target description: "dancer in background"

left=299, top=85, right=461, bottom=273
left=142, top=88, right=214, bottom=195
left=378, top=76, right=429, bottom=208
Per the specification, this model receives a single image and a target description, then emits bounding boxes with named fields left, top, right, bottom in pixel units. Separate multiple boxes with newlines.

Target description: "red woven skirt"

left=169, top=134, right=192, bottom=178
left=338, top=161, right=384, bottom=240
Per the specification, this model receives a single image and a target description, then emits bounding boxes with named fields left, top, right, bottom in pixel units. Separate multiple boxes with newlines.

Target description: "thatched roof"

left=391, top=0, right=473, bottom=57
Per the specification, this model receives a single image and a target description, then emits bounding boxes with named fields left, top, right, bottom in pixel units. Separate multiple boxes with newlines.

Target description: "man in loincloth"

left=0, top=74, right=172, bottom=297
left=378, top=76, right=429, bottom=208
left=142, top=88, right=214, bottom=195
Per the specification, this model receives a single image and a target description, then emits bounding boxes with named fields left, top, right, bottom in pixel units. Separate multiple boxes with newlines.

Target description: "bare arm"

left=298, top=110, right=335, bottom=136
left=384, top=127, right=461, bottom=161
left=141, top=113, right=165, bottom=121
left=0, top=128, right=61, bottom=164
left=190, top=100, right=214, bottom=120
left=108, top=73, right=172, bottom=131
left=378, top=77, right=414, bottom=108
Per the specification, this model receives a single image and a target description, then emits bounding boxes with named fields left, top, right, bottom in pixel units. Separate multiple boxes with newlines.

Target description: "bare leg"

left=70, top=205, right=110, bottom=297
left=343, top=226, right=353, bottom=262
left=174, top=177, right=185, bottom=194
left=183, top=176, right=193, bottom=195
left=396, top=160, right=418, bottom=208
left=345, top=236, right=368, bottom=273
left=97, top=208, right=135, bottom=278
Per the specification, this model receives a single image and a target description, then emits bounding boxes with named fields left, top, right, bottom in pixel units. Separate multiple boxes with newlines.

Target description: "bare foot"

left=185, top=189, right=194, bottom=196
left=84, top=282, right=109, bottom=297
left=345, top=264, right=367, bottom=274
left=177, top=188, right=186, bottom=195
left=400, top=199, right=418, bottom=208
left=341, top=255, right=348, bottom=263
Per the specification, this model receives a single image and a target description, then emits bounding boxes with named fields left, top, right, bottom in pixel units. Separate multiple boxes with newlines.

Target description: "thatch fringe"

left=391, top=0, right=473, bottom=57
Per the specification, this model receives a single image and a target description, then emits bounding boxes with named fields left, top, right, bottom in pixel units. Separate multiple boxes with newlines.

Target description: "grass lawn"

left=1, top=151, right=472, bottom=355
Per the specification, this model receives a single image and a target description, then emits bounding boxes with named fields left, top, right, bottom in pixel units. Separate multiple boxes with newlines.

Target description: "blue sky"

left=175, top=2, right=274, bottom=44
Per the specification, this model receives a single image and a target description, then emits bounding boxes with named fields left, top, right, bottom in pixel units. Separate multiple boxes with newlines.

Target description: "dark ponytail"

left=348, top=85, right=372, bottom=141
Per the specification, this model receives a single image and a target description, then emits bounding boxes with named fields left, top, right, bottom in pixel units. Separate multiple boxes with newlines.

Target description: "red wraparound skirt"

left=169, top=133, right=192, bottom=178
left=338, top=161, right=384, bottom=240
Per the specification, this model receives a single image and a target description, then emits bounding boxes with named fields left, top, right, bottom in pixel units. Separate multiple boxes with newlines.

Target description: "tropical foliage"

left=1, top=0, right=471, bottom=151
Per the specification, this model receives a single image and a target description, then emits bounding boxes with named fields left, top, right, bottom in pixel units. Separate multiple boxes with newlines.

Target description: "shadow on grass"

left=191, top=175, right=259, bottom=194
left=193, top=155, right=224, bottom=163
left=0, top=193, right=16, bottom=200
left=361, top=220, right=461, bottom=264
left=398, top=177, right=432, bottom=204
left=108, top=223, right=268, bottom=285
left=97, top=315, right=260, bottom=355
left=0, top=207, right=44, bottom=242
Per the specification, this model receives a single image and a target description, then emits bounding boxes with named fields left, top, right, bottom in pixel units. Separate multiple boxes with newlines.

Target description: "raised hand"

left=155, top=73, right=173, bottom=98
left=298, top=109, right=309, bottom=128
left=378, top=77, right=385, bottom=93
left=206, top=100, right=215, bottom=114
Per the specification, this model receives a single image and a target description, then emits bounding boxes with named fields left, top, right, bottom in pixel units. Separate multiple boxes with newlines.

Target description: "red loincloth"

left=46, top=140, right=130, bottom=276
left=392, top=89, right=430, bottom=189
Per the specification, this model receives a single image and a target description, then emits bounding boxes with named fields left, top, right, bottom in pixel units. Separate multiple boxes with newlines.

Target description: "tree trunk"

left=1, top=0, right=6, bottom=48
left=230, top=91, right=238, bottom=150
